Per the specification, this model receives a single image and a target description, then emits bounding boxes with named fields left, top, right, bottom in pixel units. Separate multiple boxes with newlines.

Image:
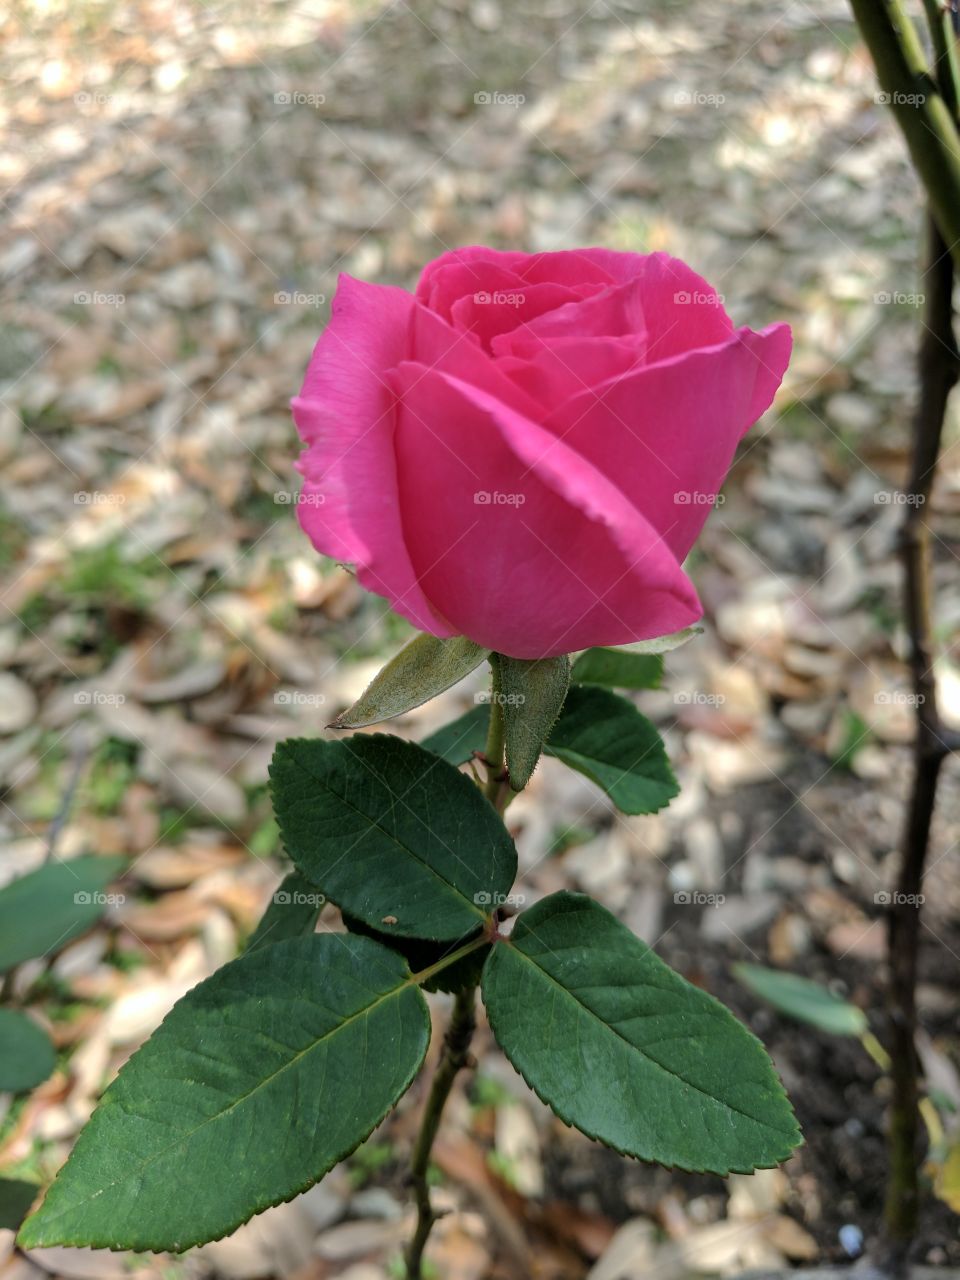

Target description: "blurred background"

left=2, top=0, right=960, bottom=1276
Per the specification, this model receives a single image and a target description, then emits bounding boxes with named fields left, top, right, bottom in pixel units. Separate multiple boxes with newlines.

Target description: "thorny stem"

left=404, top=658, right=510, bottom=1279
left=403, top=984, right=478, bottom=1279
left=883, top=212, right=959, bottom=1273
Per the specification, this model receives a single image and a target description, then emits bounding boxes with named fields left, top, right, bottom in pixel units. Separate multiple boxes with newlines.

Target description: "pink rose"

left=292, top=247, right=791, bottom=659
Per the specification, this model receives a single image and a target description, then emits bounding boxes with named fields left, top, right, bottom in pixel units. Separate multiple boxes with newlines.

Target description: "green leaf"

left=421, top=689, right=678, bottom=815
left=571, top=648, right=663, bottom=690
left=420, top=704, right=490, bottom=765
left=0, top=855, right=127, bottom=973
left=331, top=634, right=489, bottom=729
left=18, top=934, right=430, bottom=1252
left=498, top=654, right=570, bottom=791
left=545, top=685, right=677, bottom=814
left=733, top=963, right=868, bottom=1037
left=482, top=893, right=801, bottom=1175
left=0, top=1179, right=40, bottom=1232
left=0, top=1010, right=56, bottom=1092
left=244, top=871, right=323, bottom=954
left=270, top=735, right=516, bottom=941
left=342, top=912, right=489, bottom=995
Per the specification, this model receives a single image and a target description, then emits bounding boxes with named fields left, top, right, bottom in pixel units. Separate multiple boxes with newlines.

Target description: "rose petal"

left=494, top=333, right=648, bottom=405
left=416, top=247, right=618, bottom=315
left=292, top=274, right=453, bottom=636
left=390, top=364, right=701, bottom=658
left=495, top=252, right=733, bottom=364
left=417, top=259, right=528, bottom=324
left=450, top=281, right=592, bottom=349
left=543, top=323, right=793, bottom=561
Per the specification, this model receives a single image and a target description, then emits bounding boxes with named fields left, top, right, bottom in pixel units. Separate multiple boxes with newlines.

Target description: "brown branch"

left=883, top=211, right=959, bottom=1272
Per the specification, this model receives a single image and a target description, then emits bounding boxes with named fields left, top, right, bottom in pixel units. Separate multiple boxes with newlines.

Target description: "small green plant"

left=19, top=638, right=800, bottom=1273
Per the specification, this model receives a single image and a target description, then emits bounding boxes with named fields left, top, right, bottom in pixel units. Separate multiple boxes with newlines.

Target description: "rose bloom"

left=292, top=247, right=791, bottom=659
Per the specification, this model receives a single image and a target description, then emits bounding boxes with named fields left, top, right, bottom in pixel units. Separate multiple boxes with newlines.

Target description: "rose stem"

left=404, top=656, right=509, bottom=1279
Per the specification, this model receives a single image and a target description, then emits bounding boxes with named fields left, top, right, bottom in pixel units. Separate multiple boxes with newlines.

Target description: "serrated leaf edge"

left=480, top=923, right=802, bottom=1177
left=268, top=734, right=516, bottom=939
left=18, top=942, right=433, bottom=1254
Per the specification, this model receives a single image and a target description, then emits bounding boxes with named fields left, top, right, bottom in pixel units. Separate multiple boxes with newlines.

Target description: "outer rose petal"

left=292, top=274, right=453, bottom=636
left=389, top=364, right=701, bottom=658
left=544, top=323, right=793, bottom=562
